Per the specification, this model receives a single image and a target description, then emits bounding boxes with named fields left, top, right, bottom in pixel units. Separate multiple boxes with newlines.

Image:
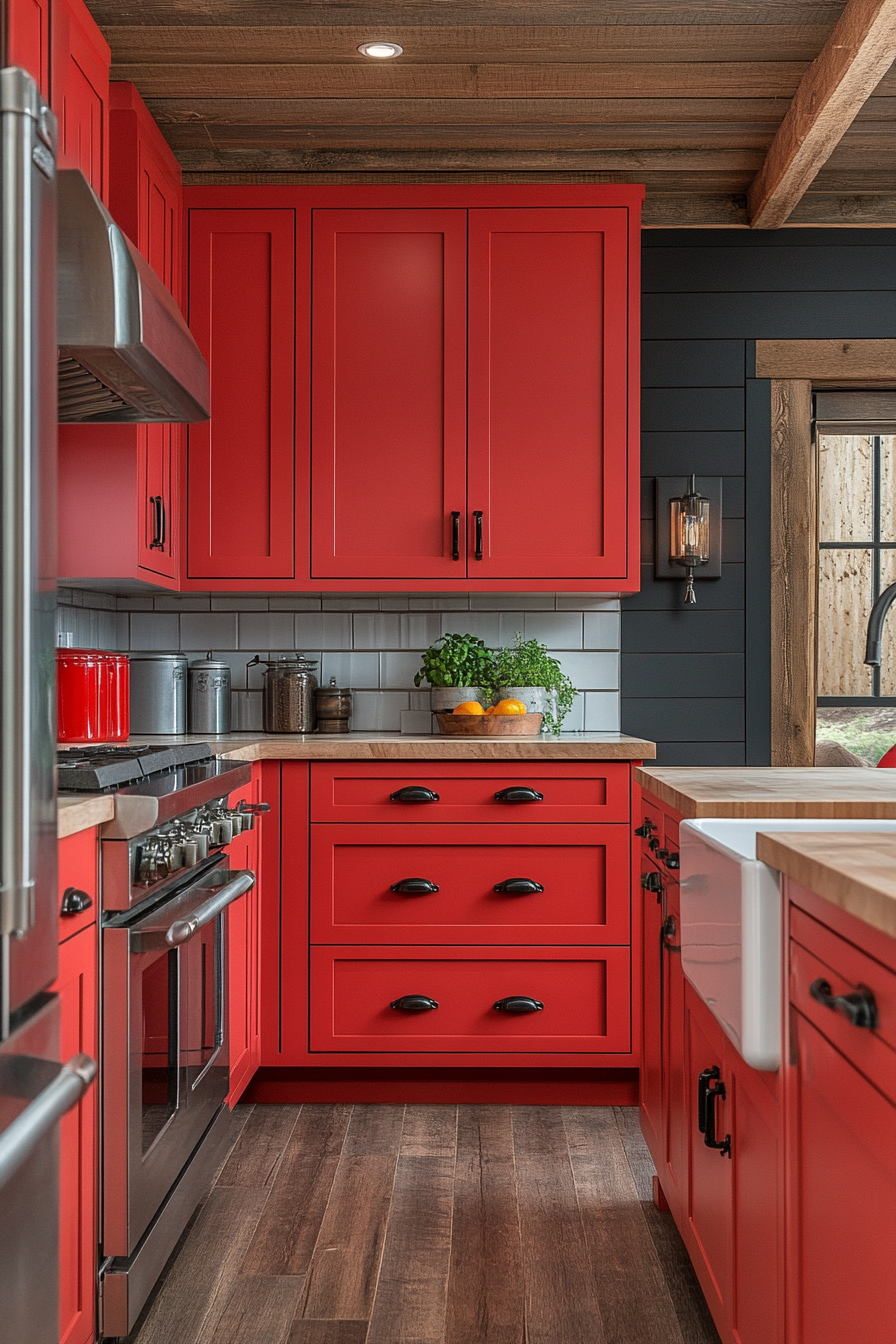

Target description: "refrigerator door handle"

left=0, top=1052, right=96, bottom=1190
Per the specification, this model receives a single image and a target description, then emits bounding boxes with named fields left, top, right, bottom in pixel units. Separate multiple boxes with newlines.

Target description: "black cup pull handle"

left=149, top=495, right=164, bottom=549
left=704, top=1078, right=732, bottom=1157
left=494, top=878, right=544, bottom=895
left=389, top=786, right=440, bottom=804
left=451, top=510, right=460, bottom=561
left=474, top=510, right=483, bottom=560
left=60, top=887, right=93, bottom=917
left=494, top=787, right=544, bottom=804
left=493, top=996, right=544, bottom=1013
left=634, top=821, right=656, bottom=838
left=390, top=994, right=439, bottom=1012
left=809, top=977, right=879, bottom=1029
left=661, top=914, right=680, bottom=952
left=390, top=878, right=439, bottom=895
left=640, top=871, right=663, bottom=893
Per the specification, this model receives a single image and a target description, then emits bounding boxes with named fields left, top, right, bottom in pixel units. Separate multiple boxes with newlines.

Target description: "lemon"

left=494, top=698, right=527, bottom=715
left=453, top=700, right=484, bottom=715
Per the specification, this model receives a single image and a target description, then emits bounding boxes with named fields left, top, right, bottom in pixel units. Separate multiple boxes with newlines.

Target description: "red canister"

left=57, top=650, right=130, bottom=743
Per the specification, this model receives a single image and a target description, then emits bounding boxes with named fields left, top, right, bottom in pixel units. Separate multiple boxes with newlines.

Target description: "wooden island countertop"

left=757, top=830, right=896, bottom=941
left=126, top=731, right=656, bottom=762
left=635, top=766, right=896, bottom=819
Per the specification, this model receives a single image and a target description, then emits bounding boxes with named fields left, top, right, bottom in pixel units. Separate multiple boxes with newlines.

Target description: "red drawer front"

left=310, top=823, right=630, bottom=944
left=310, top=945, right=631, bottom=1053
left=311, top=761, right=630, bottom=824
left=58, top=828, right=98, bottom=942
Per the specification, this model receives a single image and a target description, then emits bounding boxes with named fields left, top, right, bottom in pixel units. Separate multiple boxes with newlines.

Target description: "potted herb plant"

left=491, top=635, right=577, bottom=734
left=413, top=633, right=497, bottom=712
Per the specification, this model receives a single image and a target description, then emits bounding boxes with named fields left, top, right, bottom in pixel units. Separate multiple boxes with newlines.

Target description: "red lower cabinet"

left=226, top=767, right=264, bottom=1104
left=55, top=921, right=98, bottom=1344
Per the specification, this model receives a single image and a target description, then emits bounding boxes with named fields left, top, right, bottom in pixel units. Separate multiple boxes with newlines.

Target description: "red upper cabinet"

left=6, top=0, right=50, bottom=96
left=468, top=208, right=633, bottom=580
left=187, top=208, right=299, bottom=580
left=311, top=209, right=468, bottom=580
left=50, top=0, right=110, bottom=199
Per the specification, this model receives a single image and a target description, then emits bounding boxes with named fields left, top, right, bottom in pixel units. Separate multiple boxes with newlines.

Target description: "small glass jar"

left=314, top=677, right=352, bottom=733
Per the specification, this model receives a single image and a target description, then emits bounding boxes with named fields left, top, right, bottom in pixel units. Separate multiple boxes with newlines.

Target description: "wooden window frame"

left=755, top=340, right=896, bottom=765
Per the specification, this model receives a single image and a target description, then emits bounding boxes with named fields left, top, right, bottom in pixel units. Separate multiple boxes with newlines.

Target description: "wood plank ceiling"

left=84, top=0, right=896, bottom=227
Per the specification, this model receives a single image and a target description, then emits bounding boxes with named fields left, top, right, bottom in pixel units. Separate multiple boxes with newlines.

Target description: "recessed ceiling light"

left=358, top=41, right=403, bottom=58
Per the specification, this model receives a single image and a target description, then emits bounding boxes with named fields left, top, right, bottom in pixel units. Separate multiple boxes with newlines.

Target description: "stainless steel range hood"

left=56, top=170, right=210, bottom=423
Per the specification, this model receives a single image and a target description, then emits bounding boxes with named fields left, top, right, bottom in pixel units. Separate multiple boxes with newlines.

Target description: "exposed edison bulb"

left=358, top=41, right=403, bottom=58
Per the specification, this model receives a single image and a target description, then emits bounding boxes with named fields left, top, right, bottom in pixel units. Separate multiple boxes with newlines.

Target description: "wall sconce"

left=654, top=476, right=722, bottom=605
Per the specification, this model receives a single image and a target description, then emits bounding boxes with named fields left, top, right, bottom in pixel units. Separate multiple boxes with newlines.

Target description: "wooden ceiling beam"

left=747, top=0, right=896, bottom=227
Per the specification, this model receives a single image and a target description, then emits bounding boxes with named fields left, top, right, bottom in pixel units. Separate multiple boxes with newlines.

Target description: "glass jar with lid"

left=247, top=655, right=319, bottom=733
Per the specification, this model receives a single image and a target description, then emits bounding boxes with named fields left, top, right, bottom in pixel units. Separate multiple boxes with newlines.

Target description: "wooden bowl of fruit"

left=436, top=699, right=544, bottom=737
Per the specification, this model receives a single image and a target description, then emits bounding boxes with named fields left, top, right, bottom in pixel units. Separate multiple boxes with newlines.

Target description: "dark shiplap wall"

left=622, top=228, right=896, bottom=767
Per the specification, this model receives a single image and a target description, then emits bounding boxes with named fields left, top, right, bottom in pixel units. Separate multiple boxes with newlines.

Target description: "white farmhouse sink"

left=679, top=818, right=896, bottom=1071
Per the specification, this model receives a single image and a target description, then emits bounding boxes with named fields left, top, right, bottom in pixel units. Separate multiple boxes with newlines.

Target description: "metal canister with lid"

left=188, top=654, right=232, bottom=734
left=128, top=653, right=187, bottom=734
left=248, top=655, right=319, bottom=733
left=314, top=676, right=353, bottom=733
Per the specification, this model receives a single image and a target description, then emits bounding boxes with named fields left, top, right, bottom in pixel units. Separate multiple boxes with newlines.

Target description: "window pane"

left=818, top=434, right=874, bottom=542
left=878, top=548, right=896, bottom=695
left=879, top=436, right=896, bottom=541
left=817, top=548, right=873, bottom=696
left=817, top=706, right=896, bottom=765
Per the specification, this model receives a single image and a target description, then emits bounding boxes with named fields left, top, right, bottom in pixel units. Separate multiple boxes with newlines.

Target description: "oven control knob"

left=138, top=840, right=159, bottom=885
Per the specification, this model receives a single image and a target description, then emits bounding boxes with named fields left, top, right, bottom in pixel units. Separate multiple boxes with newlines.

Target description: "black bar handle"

left=451, top=510, right=460, bottom=561
left=474, top=510, right=483, bottom=560
left=390, top=878, right=439, bottom=895
left=697, top=1065, right=718, bottom=1134
left=809, top=977, right=879, bottom=1029
left=494, top=878, right=544, bottom=895
left=390, top=994, right=439, bottom=1012
left=159, top=496, right=166, bottom=548
left=390, top=786, right=440, bottom=804
left=494, top=787, right=544, bottom=804
left=704, top=1078, right=731, bottom=1157
left=661, top=914, right=680, bottom=952
left=149, top=495, right=164, bottom=549
left=640, top=871, right=663, bottom=893
left=60, top=887, right=92, bottom=917
left=493, top=996, right=544, bottom=1013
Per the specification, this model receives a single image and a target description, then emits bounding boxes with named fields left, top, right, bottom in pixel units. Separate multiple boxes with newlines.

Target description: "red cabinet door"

left=310, top=945, right=631, bottom=1054
left=311, top=209, right=467, bottom=579
left=7, top=0, right=50, bottom=95
left=58, top=828, right=98, bottom=944
left=188, top=209, right=296, bottom=579
left=311, top=822, right=631, bottom=946
left=51, top=0, right=110, bottom=199
left=226, top=768, right=263, bottom=1102
left=467, top=208, right=632, bottom=580
left=731, top=1060, right=782, bottom=1344
left=55, top=923, right=98, bottom=1344
left=137, top=423, right=180, bottom=580
left=639, top=858, right=664, bottom=1168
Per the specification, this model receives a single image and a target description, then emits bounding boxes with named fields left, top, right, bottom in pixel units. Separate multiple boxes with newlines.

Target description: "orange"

left=453, top=700, right=484, bottom=715
left=494, top=698, right=527, bottom=715
left=484, top=705, right=498, bottom=715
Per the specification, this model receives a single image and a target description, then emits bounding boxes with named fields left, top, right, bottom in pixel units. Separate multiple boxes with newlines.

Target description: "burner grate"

left=57, top=742, right=212, bottom=791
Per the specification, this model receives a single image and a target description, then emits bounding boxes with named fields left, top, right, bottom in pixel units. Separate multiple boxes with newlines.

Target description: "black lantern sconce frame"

left=654, top=476, right=723, bottom=605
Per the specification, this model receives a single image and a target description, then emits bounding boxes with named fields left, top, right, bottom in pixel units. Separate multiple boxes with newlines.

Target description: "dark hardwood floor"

left=124, top=1104, right=720, bottom=1344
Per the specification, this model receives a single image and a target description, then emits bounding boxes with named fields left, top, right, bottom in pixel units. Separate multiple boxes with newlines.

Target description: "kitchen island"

left=127, top=730, right=656, bottom=761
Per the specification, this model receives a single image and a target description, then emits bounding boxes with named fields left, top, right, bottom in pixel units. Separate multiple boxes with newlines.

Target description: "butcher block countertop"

left=127, top=731, right=656, bottom=761
left=636, top=767, right=896, bottom=818
left=57, top=793, right=115, bottom=839
left=757, top=831, right=896, bottom=941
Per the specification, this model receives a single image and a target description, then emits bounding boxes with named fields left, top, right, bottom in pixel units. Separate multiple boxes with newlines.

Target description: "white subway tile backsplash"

left=584, top=691, right=621, bottom=732
left=295, top=612, right=354, bottom=650
left=320, top=651, right=379, bottom=687
left=180, top=612, right=239, bottom=650
left=129, top=612, right=179, bottom=651
left=59, top=587, right=622, bottom=730
left=522, top=612, right=584, bottom=648
left=237, top=612, right=294, bottom=650
left=583, top=611, right=621, bottom=650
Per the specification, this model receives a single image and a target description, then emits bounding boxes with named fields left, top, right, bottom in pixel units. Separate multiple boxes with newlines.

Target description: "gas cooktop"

left=57, top=742, right=212, bottom=791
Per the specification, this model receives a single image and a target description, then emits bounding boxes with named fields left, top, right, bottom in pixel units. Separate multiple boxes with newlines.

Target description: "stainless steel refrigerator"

left=0, top=66, right=95, bottom=1344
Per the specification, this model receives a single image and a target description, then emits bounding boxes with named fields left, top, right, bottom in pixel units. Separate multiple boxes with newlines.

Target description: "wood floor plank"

left=342, top=1104, right=405, bottom=1156
left=445, top=1106, right=524, bottom=1344
left=511, top=1107, right=607, bottom=1344
left=564, top=1107, right=686, bottom=1344
left=216, top=1105, right=301, bottom=1187
left=299, top=1155, right=398, bottom=1320
left=400, top=1104, right=458, bottom=1158
left=367, top=1156, right=455, bottom=1344
left=613, top=1108, right=721, bottom=1344
left=132, top=1188, right=269, bottom=1344
left=287, top=1324, right=369, bottom=1344
left=206, top=1275, right=306, bottom=1344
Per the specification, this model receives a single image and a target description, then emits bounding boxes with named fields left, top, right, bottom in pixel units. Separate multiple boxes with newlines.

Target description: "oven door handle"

left=165, top=870, right=256, bottom=946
